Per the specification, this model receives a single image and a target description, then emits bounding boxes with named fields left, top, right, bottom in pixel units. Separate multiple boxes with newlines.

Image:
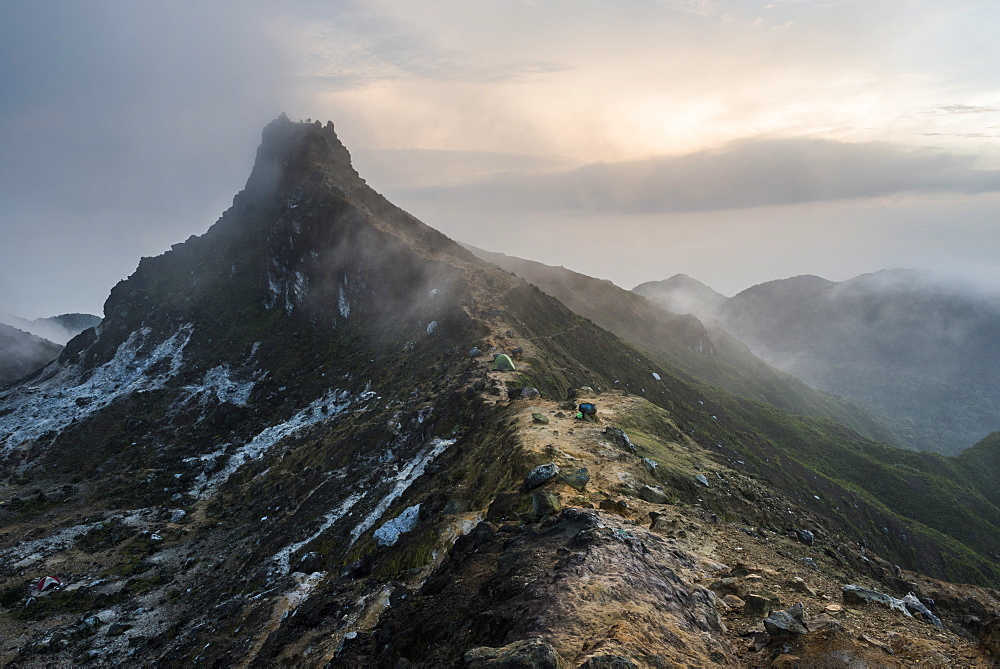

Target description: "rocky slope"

left=635, top=271, right=1000, bottom=454
left=1, top=117, right=1000, bottom=667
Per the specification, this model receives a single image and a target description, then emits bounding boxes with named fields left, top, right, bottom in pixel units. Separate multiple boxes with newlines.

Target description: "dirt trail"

left=494, top=391, right=997, bottom=666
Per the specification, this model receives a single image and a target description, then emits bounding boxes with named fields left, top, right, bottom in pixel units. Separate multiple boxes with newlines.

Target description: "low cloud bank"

left=397, top=137, right=1000, bottom=214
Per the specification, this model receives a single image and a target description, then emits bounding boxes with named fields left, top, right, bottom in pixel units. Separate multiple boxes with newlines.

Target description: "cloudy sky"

left=2, top=0, right=1000, bottom=318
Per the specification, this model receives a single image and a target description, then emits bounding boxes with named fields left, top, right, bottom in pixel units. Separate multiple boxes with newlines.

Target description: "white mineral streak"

left=199, top=389, right=356, bottom=498
left=338, top=284, right=350, bottom=318
left=0, top=508, right=158, bottom=569
left=373, top=504, right=421, bottom=547
left=271, top=492, right=363, bottom=576
left=348, top=437, right=454, bottom=545
left=0, top=324, right=194, bottom=451
left=183, top=364, right=256, bottom=406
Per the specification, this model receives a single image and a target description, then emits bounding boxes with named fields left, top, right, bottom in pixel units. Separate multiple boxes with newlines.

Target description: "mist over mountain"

left=3, top=118, right=1000, bottom=665
left=0, top=324, right=62, bottom=386
left=0, top=313, right=101, bottom=346
left=466, top=247, right=896, bottom=445
left=635, top=270, right=1000, bottom=454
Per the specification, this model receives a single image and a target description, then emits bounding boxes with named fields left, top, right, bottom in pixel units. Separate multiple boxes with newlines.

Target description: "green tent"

left=492, top=353, right=516, bottom=371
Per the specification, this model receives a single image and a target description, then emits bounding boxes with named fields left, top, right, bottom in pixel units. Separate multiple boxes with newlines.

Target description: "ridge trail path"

left=497, top=391, right=995, bottom=666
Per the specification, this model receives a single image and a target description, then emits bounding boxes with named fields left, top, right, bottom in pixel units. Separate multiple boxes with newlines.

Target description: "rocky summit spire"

left=243, top=113, right=365, bottom=206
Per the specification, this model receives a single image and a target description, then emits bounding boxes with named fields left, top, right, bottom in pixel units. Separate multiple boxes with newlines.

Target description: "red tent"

left=35, top=575, right=61, bottom=593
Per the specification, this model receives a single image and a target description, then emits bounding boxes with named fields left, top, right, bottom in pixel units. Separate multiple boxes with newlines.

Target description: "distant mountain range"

left=0, top=312, right=101, bottom=346
left=0, top=313, right=101, bottom=386
left=466, top=247, right=896, bottom=446
left=635, top=270, right=1000, bottom=454
left=0, top=324, right=62, bottom=386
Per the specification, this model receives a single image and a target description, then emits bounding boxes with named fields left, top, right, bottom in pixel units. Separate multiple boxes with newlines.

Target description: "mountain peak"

left=632, top=274, right=728, bottom=320
left=243, top=114, right=365, bottom=205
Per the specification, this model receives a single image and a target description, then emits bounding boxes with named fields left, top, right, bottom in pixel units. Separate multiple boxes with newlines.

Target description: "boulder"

left=579, top=655, right=638, bottom=669
left=604, top=427, right=636, bottom=453
left=520, top=387, right=541, bottom=399
left=169, top=509, right=187, bottom=524
left=743, top=593, right=772, bottom=618
left=694, top=474, right=710, bottom=487
left=531, top=413, right=550, bottom=425
left=524, top=463, right=560, bottom=490
left=723, top=594, right=746, bottom=610
left=793, top=529, right=815, bottom=546
left=464, top=636, right=568, bottom=668
left=787, top=577, right=816, bottom=596
left=764, top=603, right=808, bottom=639
left=426, top=321, right=438, bottom=335
left=842, top=585, right=910, bottom=617
left=531, top=491, right=562, bottom=519
left=902, top=593, right=943, bottom=629
left=557, top=467, right=590, bottom=492
left=638, top=485, right=668, bottom=504
left=469, top=347, right=482, bottom=357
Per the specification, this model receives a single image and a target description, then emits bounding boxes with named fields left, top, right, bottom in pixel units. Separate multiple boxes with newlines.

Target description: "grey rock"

left=469, top=347, right=482, bottom=357
left=426, top=320, right=438, bottom=335
left=794, top=529, right=815, bottom=546
left=708, top=578, right=741, bottom=597
left=638, top=485, right=668, bottom=504
left=520, top=387, right=541, bottom=399
left=604, top=427, right=636, bottom=453
left=525, top=463, right=560, bottom=489
left=902, top=593, right=943, bottom=628
left=531, top=413, right=550, bottom=425
left=531, top=491, right=562, bottom=519
left=842, top=585, right=911, bottom=617
left=788, top=577, right=816, bottom=596
left=557, top=467, right=590, bottom=492
left=743, top=593, right=772, bottom=618
left=169, top=509, right=187, bottom=523
left=694, top=474, right=710, bottom=487
left=579, top=655, right=638, bottom=669
left=642, top=457, right=658, bottom=472
left=107, top=621, right=127, bottom=636
left=764, top=605, right=808, bottom=639
left=464, top=636, right=567, bottom=668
